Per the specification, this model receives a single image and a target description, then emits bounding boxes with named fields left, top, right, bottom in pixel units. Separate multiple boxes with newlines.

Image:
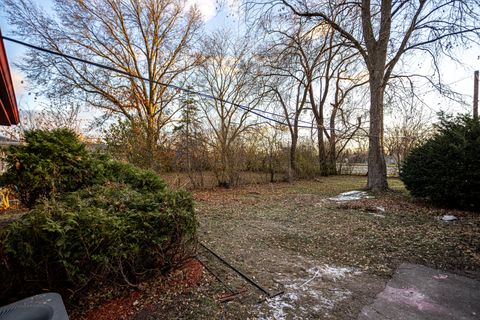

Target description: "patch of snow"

left=368, top=212, right=385, bottom=218
left=299, top=268, right=320, bottom=288
left=258, top=264, right=359, bottom=319
left=328, top=190, right=373, bottom=202
left=441, top=215, right=457, bottom=221
left=376, top=206, right=385, bottom=212
left=315, top=266, right=359, bottom=281
left=259, top=295, right=296, bottom=320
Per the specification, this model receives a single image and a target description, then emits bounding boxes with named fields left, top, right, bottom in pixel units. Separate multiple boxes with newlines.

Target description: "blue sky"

left=0, top=0, right=242, bottom=110
left=0, top=0, right=479, bottom=128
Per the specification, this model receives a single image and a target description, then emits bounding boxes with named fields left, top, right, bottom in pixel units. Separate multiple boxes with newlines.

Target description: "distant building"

left=0, top=135, right=21, bottom=147
left=86, top=142, right=107, bottom=152
left=0, top=135, right=22, bottom=172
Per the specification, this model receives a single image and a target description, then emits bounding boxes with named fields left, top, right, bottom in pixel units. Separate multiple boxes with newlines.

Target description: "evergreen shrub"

left=0, top=129, right=196, bottom=302
left=400, top=115, right=480, bottom=210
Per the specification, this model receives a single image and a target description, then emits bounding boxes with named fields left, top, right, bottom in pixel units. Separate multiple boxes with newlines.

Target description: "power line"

left=2, top=35, right=324, bottom=130
left=416, top=75, right=472, bottom=96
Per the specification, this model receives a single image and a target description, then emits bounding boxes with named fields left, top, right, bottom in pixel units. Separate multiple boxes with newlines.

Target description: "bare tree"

left=384, top=98, right=432, bottom=174
left=266, top=76, right=308, bottom=181
left=261, top=15, right=366, bottom=177
left=324, top=66, right=368, bottom=174
left=266, top=0, right=480, bottom=191
left=194, top=30, right=265, bottom=187
left=260, top=17, right=313, bottom=181
left=296, top=22, right=365, bottom=176
left=0, top=100, right=83, bottom=141
left=4, top=0, right=202, bottom=169
left=254, top=123, right=286, bottom=182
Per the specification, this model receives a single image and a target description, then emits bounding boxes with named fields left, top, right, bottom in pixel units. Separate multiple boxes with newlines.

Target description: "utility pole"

left=474, top=70, right=479, bottom=119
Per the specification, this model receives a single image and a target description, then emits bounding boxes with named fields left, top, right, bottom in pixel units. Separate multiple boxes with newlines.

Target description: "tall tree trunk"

left=146, top=116, right=156, bottom=170
left=367, top=70, right=388, bottom=191
left=268, top=151, right=275, bottom=183
left=317, top=127, right=328, bottom=176
left=328, top=109, right=337, bottom=175
left=288, top=134, right=298, bottom=182
left=218, top=144, right=230, bottom=188
left=362, top=0, right=391, bottom=192
left=328, top=132, right=337, bottom=175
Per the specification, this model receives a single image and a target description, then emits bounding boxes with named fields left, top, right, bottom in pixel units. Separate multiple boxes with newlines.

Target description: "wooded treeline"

left=2, top=0, right=479, bottom=189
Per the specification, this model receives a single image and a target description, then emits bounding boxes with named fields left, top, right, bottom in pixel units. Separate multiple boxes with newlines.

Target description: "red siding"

left=0, top=30, right=20, bottom=126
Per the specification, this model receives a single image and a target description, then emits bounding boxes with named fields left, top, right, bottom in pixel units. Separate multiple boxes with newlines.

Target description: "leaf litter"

left=70, top=176, right=480, bottom=319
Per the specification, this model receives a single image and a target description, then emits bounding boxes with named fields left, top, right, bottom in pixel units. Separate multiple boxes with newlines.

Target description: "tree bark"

left=317, top=126, right=328, bottom=176
left=327, top=103, right=338, bottom=175
left=269, top=153, right=275, bottom=183
left=367, top=70, right=388, bottom=191
left=362, top=0, right=391, bottom=191
left=328, top=125, right=337, bottom=175
left=288, top=134, right=298, bottom=182
left=217, top=143, right=231, bottom=188
left=145, top=115, right=156, bottom=170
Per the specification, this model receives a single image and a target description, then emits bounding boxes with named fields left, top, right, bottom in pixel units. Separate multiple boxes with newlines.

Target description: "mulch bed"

left=74, top=259, right=204, bottom=320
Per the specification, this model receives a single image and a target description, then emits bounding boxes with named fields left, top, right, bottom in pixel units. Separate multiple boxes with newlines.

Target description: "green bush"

left=0, top=129, right=168, bottom=208
left=0, top=184, right=195, bottom=300
left=400, top=115, right=480, bottom=209
left=0, top=129, right=196, bottom=302
left=104, top=161, right=167, bottom=193
left=0, top=129, right=102, bottom=207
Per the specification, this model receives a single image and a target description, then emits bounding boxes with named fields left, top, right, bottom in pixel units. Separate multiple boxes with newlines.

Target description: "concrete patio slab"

left=358, top=264, right=480, bottom=320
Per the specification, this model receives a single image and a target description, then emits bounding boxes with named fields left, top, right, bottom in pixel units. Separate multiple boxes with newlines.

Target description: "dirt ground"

left=4, top=174, right=478, bottom=319
left=123, top=175, right=479, bottom=320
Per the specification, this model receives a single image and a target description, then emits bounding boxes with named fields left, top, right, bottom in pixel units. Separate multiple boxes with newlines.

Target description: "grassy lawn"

left=64, top=175, right=480, bottom=319
left=188, top=176, right=479, bottom=319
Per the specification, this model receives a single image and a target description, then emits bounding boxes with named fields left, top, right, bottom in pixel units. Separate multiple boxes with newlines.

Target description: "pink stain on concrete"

left=379, top=286, right=451, bottom=315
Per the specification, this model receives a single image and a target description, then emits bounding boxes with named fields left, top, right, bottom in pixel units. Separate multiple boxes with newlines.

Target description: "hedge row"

left=0, top=129, right=196, bottom=303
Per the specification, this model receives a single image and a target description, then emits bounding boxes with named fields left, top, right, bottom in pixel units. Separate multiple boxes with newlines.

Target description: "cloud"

left=186, top=0, right=217, bottom=22
left=186, top=0, right=243, bottom=22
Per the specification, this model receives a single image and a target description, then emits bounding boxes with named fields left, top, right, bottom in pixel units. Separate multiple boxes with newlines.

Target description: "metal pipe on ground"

left=199, top=242, right=284, bottom=300
left=195, top=255, right=236, bottom=294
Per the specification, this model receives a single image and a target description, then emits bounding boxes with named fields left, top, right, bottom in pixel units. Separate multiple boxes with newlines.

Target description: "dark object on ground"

left=400, top=115, right=480, bottom=210
left=0, top=293, right=68, bottom=320
left=199, top=242, right=284, bottom=300
left=358, top=263, right=480, bottom=319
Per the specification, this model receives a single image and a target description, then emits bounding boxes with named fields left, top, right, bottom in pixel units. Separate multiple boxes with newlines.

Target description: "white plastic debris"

left=368, top=212, right=385, bottom=218
left=441, top=215, right=458, bottom=221
left=376, top=206, right=386, bottom=212
left=328, top=190, right=373, bottom=202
